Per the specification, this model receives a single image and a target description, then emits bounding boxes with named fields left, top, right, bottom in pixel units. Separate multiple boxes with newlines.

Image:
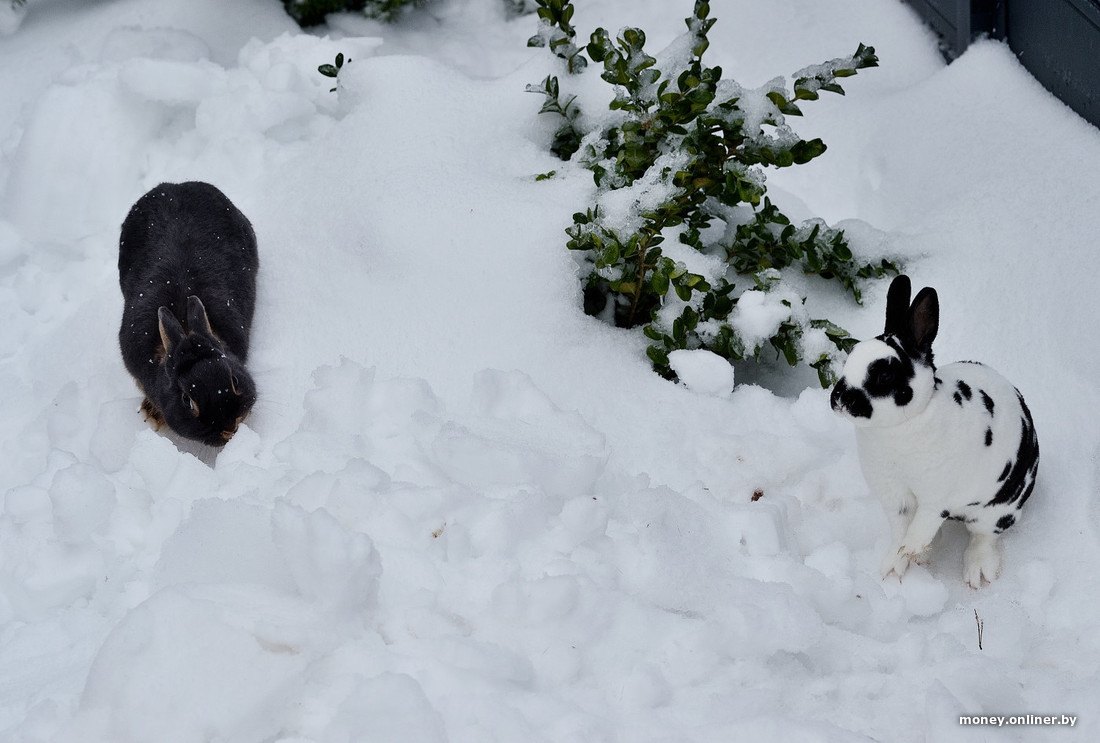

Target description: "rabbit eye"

left=182, top=393, right=200, bottom=417
left=866, top=359, right=901, bottom=394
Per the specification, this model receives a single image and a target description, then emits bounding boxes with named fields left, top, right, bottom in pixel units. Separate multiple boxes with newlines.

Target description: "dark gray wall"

left=1008, top=0, right=1100, bottom=128
left=905, top=0, right=1100, bottom=128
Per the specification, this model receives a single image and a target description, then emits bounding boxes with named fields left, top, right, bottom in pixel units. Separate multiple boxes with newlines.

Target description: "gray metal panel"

left=1008, top=0, right=1100, bottom=127
left=905, top=0, right=973, bottom=56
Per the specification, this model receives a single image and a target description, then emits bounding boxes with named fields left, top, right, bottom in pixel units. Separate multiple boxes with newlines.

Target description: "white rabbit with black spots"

left=830, top=275, right=1038, bottom=587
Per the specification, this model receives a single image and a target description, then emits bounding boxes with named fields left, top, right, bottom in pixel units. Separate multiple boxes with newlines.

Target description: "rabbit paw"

left=881, top=543, right=929, bottom=581
left=963, top=537, right=1002, bottom=589
left=140, top=398, right=165, bottom=429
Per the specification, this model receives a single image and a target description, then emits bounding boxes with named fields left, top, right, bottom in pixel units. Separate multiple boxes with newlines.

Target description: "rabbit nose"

left=832, top=383, right=873, bottom=420
left=830, top=380, right=847, bottom=410
left=221, top=415, right=246, bottom=441
left=220, top=420, right=240, bottom=441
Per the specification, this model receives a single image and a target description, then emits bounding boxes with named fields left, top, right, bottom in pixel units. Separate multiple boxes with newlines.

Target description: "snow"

left=728, top=285, right=800, bottom=351
left=667, top=349, right=734, bottom=399
left=1, top=0, right=1098, bottom=740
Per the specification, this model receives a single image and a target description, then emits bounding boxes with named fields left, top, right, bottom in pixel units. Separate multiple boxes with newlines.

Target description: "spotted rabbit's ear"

left=186, top=295, right=213, bottom=336
left=158, top=306, right=186, bottom=356
left=883, top=274, right=912, bottom=337
left=909, top=286, right=939, bottom=354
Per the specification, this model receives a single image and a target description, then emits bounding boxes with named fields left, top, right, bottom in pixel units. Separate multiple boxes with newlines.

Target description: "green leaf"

left=587, top=28, right=611, bottom=62
left=651, top=270, right=670, bottom=296
left=647, top=344, right=671, bottom=367
left=680, top=305, right=699, bottom=330
left=599, top=242, right=621, bottom=266
left=812, top=357, right=838, bottom=388
left=672, top=317, right=687, bottom=344
left=622, top=27, right=646, bottom=49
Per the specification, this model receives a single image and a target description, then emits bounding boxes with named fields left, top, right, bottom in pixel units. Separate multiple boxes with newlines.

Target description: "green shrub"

left=318, top=52, right=350, bottom=92
left=528, top=0, right=899, bottom=387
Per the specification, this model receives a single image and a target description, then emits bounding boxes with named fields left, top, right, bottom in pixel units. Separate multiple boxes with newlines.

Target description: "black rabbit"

left=118, top=181, right=259, bottom=446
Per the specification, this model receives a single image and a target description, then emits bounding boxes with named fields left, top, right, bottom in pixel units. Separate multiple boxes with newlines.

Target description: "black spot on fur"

left=998, top=462, right=1011, bottom=482
left=995, top=513, right=1016, bottom=533
left=894, top=385, right=912, bottom=407
left=865, top=358, right=904, bottom=396
left=882, top=328, right=936, bottom=370
left=986, top=391, right=1039, bottom=509
left=940, top=509, right=949, bottom=518
left=985, top=428, right=993, bottom=447
left=980, top=390, right=995, bottom=416
left=830, top=378, right=872, bottom=419
left=954, top=380, right=972, bottom=406
left=863, top=347, right=915, bottom=408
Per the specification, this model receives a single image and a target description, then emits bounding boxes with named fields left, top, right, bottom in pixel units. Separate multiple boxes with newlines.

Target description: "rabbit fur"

left=118, top=181, right=258, bottom=447
left=830, top=275, right=1038, bottom=587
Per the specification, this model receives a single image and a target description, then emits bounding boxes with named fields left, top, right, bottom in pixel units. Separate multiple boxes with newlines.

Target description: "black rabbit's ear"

left=158, top=307, right=185, bottom=355
left=186, top=295, right=213, bottom=336
left=909, top=287, right=939, bottom=352
left=884, top=275, right=912, bottom=336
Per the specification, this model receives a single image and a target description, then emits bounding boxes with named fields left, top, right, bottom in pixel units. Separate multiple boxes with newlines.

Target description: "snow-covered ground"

left=1, top=0, right=1098, bottom=740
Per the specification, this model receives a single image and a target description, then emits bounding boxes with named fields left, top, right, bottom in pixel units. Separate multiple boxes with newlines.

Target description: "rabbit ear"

left=158, top=307, right=185, bottom=355
left=186, top=295, right=213, bottom=335
left=909, top=287, right=939, bottom=352
left=884, top=275, right=912, bottom=336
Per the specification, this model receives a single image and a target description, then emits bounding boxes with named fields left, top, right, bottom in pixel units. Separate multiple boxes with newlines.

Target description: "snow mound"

left=2, top=0, right=1099, bottom=740
left=668, top=348, right=735, bottom=398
